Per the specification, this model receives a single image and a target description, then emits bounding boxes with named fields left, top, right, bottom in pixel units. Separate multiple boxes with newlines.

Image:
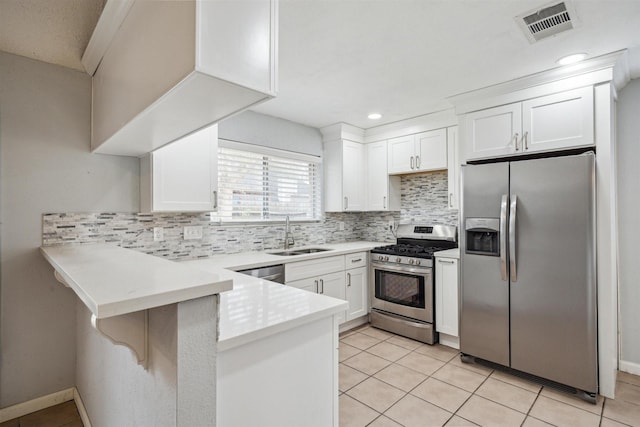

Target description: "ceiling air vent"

left=515, top=1, right=578, bottom=43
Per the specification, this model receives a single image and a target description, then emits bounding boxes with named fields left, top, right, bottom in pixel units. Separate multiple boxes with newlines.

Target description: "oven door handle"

left=371, top=261, right=432, bottom=275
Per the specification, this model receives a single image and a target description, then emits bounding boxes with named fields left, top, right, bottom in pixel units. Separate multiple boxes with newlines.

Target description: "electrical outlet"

left=184, top=226, right=203, bottom=240
left=388, top=220, right=395, bottom=230
left=153, top=227, right=164, bottom=242
left=338, top=221, right=345, bottom=231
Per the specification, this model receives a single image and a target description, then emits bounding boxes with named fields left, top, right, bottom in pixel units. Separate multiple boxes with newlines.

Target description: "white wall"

left=218, top=110, right=323, bottom=156
left=616, top=78, right=640, bottom=372
left=0, top=52, right=138, bottom=407
left=76, top=303, right=177, bottom=427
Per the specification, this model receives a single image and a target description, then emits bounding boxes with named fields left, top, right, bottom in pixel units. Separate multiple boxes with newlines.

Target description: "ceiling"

left=2, top=0, right=640, bottom=130
left=0, top=0, right=105, bottom=72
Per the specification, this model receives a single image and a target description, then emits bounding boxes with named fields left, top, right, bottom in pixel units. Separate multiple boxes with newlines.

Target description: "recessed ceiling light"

left=557, top=53, right=587, bottom=66
left=368, top=113, right=382, bottom=120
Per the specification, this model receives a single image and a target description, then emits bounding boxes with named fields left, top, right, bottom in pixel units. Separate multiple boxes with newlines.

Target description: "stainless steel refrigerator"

left=460, top=152, right=597, bottom=399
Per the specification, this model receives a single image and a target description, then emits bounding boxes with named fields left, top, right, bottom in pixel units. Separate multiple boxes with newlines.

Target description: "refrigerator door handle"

left=500, top=194, right=508, bottom=281
left=509, top=194, right=518, bottom=282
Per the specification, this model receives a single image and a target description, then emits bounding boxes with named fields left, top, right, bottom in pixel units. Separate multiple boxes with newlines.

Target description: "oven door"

left=370, top=261, right=433, bottom=323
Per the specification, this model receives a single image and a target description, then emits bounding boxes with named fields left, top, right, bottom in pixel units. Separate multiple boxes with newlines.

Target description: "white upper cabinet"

left=463, top=87, right=594, bottom=161
left=387, top=129, right=447, bottom=174
left=140, top=125, right=218, bottom=213
left=387, top=135, right=415, bottom=174
left=90, top=0, right=277, bottom=156
left=446, top=126, right=459, bottom=210
left=366, top=141, right=400, bottom=211
left=323, top=140, right=365, bottom=212
left=416, top=129, right=448, bottom=171
left=464, top=103, right=522, bottom=159
left=522, top=87, right=594, bottom=153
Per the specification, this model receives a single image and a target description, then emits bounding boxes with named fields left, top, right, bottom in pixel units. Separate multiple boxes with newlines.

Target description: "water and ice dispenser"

left=465, top=218, right=500, bottom=256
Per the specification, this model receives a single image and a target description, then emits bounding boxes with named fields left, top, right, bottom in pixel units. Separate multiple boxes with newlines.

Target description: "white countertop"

left=41, top=244, right=233, bottom=319
left=182, top=241, right=387, bottom=350
left=435, top=248, right=460, bottom=259
left=41, top=241, right=387, bottom=351
left=192, top=241, right=389, bottom=271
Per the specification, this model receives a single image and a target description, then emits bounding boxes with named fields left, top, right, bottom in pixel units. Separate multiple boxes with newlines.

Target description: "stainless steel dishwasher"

left=237, top=264, right=285, bottom=284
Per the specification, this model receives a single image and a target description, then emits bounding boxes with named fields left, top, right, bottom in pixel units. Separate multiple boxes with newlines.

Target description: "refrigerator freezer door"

left=509, top=153, right=597, bottom=393
left=460, top=162, right=510, bottom=366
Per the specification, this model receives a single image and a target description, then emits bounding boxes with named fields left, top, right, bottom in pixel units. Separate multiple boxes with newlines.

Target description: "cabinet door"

left=286, top=277, right=319, bottom=293
left=415, top=129, right=447, bottom=171
left=342, top=141, right=365, bottom=211
left=522, top=87, right=594, bottom=153
left=319, top=271, right=346, bottom=324
left=285, top=255, right=345, bottom=282
left=387, top=135, right=415, bottom=174
left=464, top=103, right=521, bottom=161
left=151, top=125, right=218, bottom=212
left=447, top=126, right=459, bottom=210
left=435, top=257, right=459, bottom=337
left=346, top=267, right=368, bottom=322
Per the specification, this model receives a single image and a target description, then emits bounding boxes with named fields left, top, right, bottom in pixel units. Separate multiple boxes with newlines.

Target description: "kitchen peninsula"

left=40, top=241, right=382, bottom=426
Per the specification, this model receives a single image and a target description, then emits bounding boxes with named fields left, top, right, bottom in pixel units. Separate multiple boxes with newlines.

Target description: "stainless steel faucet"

left=284, top=215, right=295, bottom=249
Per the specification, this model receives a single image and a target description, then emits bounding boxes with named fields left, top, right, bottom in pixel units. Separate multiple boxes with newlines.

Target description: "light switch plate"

left=184, top=226, right=203, bottom=240
left=338, top=222, right=345, bottom=231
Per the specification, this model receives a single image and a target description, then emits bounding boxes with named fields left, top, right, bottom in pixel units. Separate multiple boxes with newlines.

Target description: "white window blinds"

left=216, top=140, right=322, bottom=222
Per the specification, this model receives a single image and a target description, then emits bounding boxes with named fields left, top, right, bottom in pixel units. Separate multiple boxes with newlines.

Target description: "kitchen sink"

left=270, top=248, right=332, bottom=256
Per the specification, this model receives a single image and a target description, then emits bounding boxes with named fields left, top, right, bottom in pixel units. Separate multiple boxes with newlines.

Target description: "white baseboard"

left=339, top=316, right=369, bottom=333
left=619, top=360, right=640, bottom=376
left=0, top=388, right=74, bottom=422
left=438, top=333, right=460, bottom=350
left=73, top=388, right=92, bottom=427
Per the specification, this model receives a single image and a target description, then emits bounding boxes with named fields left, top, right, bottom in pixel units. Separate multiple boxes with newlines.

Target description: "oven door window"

left=375, top=269, right=426, bottom=309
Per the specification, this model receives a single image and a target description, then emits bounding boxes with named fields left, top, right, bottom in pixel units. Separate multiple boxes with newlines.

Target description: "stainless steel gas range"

left=369, top=224, right=457, bottom=344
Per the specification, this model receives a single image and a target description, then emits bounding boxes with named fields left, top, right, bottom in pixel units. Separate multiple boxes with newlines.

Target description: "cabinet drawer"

left=285, top=255, right=345, bottom=282
left=345, top=252, right=367, bottom=269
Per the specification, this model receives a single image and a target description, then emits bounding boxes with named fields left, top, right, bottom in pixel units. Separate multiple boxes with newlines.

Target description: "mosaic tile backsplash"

left=42, top=171, right=458, bottom=260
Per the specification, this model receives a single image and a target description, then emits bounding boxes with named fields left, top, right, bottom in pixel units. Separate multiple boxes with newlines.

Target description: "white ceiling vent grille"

left=515, top=1, right=578, bottom=43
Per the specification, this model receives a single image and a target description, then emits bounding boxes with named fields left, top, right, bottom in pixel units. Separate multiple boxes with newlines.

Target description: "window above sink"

left=213, top=140, right=322, bottom=223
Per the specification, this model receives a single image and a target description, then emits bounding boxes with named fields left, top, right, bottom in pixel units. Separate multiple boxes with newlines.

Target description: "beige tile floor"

left=339, top=325, right=640, bottom=427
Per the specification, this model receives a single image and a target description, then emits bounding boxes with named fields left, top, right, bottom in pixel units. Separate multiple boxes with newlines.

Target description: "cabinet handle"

left=315, top=280, right=319, bottom=293
left=343, top=197, right=348, bottom=210
left=416, top=155, right=421, bottom=169
left=410, top=156, right=415, bottom=169
left=383, top=196, right=387, bottom=209
left=514, top=133, right=520, bottom=151
left=449, top=193, right=453, bottom=208
left=523, top=131, right=529, bottom=150
left=212, top=190, right=218, bottom=210
left=351, top=258, right=362, bottom=263
left=438, top=259, right=455, bottom=264
left=320, top=279, right=324, bottom=294
left=347, top=272, right=351, bottom=287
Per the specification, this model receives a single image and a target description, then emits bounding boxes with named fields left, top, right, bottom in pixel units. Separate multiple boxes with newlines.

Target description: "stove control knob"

left=409, top=259, right=415, bottom=265
left=384, top=256, right=389, bottom=262
left=416, top=260, right=421, bottom=266
left=396, top=257, right=401, bottom=263
left=378, top=255, right=384, bottom=261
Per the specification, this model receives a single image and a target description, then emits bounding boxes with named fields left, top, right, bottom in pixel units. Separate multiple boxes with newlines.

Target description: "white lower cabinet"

left=435, top=256, right=459, bottom=348
left=285, top=251, right=369, bottom=325
left=346, top=266, right=367, bottom=321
